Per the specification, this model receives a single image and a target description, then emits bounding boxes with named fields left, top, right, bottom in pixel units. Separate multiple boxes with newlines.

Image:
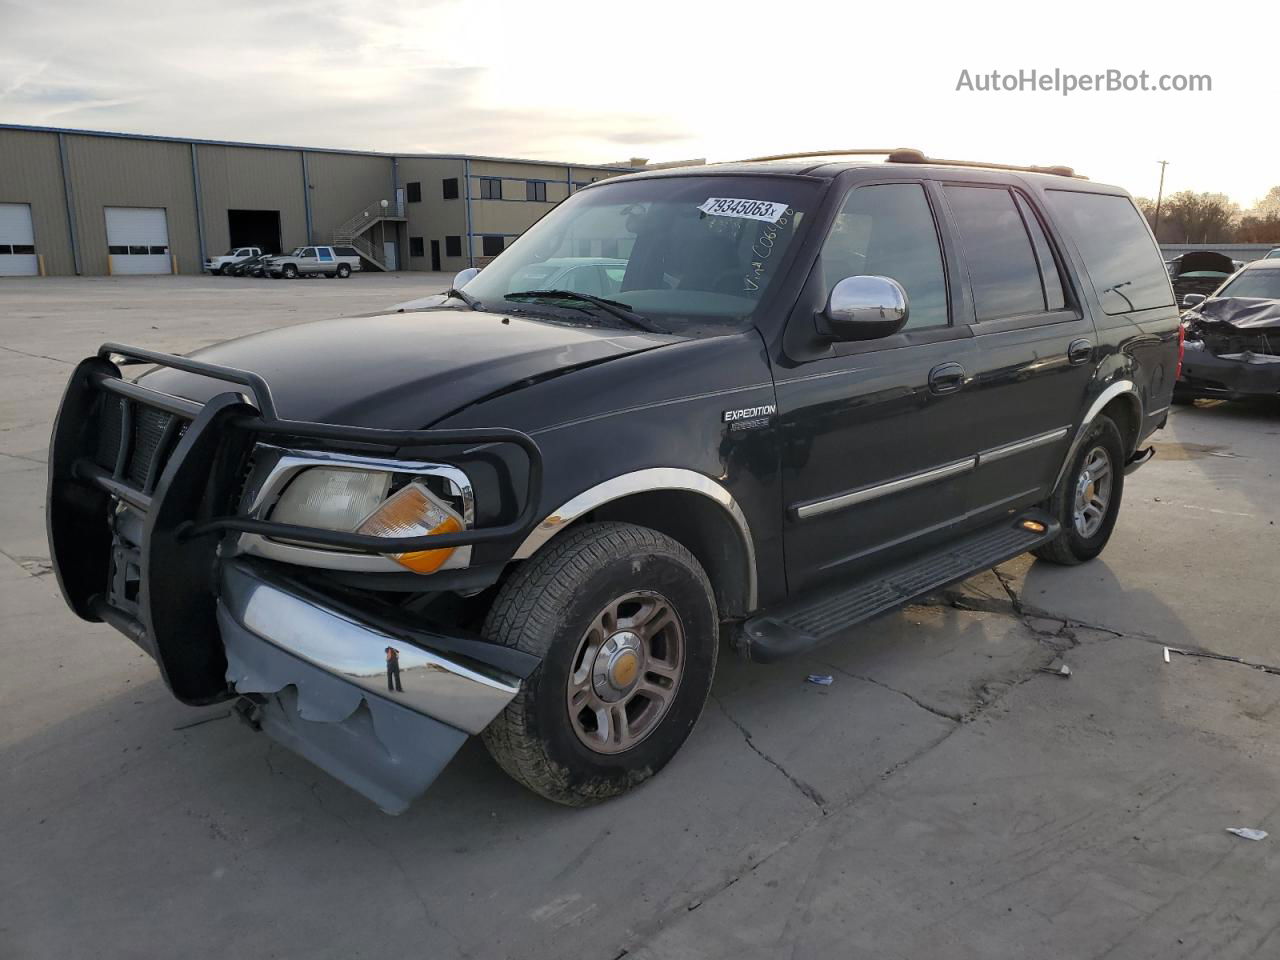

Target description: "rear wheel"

left=482, top=522, right=718, bottom=805
left=1034, top=415, right=1125, bottom=565
left=337, top=263, right=351, bottom=279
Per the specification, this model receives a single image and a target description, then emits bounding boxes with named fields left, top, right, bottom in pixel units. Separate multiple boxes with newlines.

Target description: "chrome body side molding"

left=793, top=457, right=976, bottom=520
left=513, top=468, right=758, bottom=610
left=977, top=427, right=1071, bottom=466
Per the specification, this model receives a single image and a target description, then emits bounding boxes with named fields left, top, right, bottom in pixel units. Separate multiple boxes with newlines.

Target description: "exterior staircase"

left=332, top=198, right=406, bottom=272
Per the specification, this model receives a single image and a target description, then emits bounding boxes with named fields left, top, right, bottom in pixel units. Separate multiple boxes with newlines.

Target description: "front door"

left=430, top=239, right=441, bottom=272
left=777, top=181, right=977, bottom=594
left=383, top=241, right=398, bottom=271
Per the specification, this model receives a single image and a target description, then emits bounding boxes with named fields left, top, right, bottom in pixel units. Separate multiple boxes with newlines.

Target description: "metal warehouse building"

left=0, top=123, right=647, bottom=277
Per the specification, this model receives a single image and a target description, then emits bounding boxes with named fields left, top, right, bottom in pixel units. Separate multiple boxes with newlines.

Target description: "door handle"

left=928, top=362, right=966, bottom=396
left=1068, top=339, right=1094, bottom=365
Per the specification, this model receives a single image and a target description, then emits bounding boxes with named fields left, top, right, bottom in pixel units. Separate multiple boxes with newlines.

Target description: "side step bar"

left=740, top=511, right=1060, bottom=662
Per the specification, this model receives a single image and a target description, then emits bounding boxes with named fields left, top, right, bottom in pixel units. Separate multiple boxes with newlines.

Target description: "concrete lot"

left=2, top=275, right=1279, bottom=960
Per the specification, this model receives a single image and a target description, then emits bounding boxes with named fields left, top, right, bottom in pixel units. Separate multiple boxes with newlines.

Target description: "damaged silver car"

left=1176, top=258, right=1280, bottom=401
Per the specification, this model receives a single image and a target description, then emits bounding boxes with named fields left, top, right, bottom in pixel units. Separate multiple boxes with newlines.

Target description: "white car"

left=205, top=247, right=262, bottom=275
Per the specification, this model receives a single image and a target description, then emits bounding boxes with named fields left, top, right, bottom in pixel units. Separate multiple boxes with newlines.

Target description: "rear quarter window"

left=1044, top=190, right=1173, bottom=315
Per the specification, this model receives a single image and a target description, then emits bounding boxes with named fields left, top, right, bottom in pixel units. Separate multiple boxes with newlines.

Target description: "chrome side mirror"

left=1181, top=293, right=1206, bottom=309
left=453, top=267, right=481, bottom=289
left=820, top=275, right=909, bottom=341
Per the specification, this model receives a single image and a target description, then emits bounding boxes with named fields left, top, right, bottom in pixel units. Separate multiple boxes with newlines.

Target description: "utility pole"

left=1153, top=160, right=1169, bottom=239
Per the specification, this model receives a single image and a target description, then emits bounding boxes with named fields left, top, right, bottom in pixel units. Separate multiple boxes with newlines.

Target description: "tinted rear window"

left=1045, top=191, right=1173, bottom=315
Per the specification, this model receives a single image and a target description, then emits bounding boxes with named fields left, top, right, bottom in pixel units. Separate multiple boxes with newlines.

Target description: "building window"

left=526, top=181, right=547, bottom=202
left=406, top=182, right=422, bottom=203
left=482, top=235, right=505, bottom=256
left=445, top=235, right=462, bottom=257
left=442, top=178, right=459, bottom=200
left=409, top=236, right=425, bottom=258
left=479, top=178, right=503, bottom=200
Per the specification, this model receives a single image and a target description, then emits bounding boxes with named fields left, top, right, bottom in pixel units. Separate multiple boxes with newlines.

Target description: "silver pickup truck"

left=263, top=245, right=359, bottom=279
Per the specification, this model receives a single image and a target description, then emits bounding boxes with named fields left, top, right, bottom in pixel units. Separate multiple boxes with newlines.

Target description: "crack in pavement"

left=710, top=694, right=827, bottom=809
left=818, top=661, right=963, bottom=723
left=0, top=343, right=73, bottom=365
left=0, top=450, right=48, bottom=466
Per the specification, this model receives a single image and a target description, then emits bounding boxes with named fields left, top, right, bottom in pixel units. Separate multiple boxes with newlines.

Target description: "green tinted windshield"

left=462, top=176, right=819, bottom=330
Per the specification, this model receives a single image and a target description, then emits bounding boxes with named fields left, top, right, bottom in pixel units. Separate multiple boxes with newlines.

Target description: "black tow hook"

left=1124, top=447, right=1156, bottom=475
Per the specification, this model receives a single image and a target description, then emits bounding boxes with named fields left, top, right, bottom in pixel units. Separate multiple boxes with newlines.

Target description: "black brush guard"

left=47, top=342, right=543, bottom=705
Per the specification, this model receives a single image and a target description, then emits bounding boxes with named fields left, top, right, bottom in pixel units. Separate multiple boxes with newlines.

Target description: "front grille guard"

left=84, top=342, right=544, bottom=551
left=47, top=342, right=544, bottom=705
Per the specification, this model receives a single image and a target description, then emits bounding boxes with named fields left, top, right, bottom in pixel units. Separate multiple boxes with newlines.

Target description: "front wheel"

left=282, top=264, right=298, bottom=279
left=219, top=263, right=233, bottom=276
left=481, top=522, right=718, bottom=805
left=1034, top=415, right=1126, bottom=565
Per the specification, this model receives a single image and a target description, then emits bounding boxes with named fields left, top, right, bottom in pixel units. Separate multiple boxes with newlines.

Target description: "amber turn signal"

left=357, top=481, right=465, bottom=574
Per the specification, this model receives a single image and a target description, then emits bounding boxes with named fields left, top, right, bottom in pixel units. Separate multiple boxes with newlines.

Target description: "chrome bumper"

left=217, top=560, right=527, bottom=812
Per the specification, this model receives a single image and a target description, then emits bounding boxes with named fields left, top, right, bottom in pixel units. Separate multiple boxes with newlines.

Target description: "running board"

left=740, top=511, right=1060, bottom=663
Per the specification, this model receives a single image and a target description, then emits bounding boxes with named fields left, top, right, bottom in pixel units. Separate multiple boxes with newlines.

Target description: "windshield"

left=1216, top=269, right=1280, bottom=300
left=462, top=175, right=819, bottom=331
left=289, top=247, right=306, bottom=256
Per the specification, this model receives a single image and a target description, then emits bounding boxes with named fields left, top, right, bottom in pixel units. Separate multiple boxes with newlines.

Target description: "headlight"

left=268, top=467, right=465, bottom=573
left=271, top=468, right=391, bottom=531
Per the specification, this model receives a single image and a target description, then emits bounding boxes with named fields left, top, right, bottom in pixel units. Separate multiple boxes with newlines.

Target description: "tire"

left=219, top=263, right=234, bottom=276
left=1033, top=415, right=1126, bottom=565
left=282, top=264, right=298, bottom=279
left=481, top=522, right=718, bottom=806
left=337, top=263, right=351, bottom=278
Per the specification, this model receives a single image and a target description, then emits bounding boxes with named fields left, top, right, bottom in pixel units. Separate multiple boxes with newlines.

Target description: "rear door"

left=777, top=180, right=977, bottom=593
left=940, top=182, right=1095, bottom=520
left=314, top=246, right=336, bottom=274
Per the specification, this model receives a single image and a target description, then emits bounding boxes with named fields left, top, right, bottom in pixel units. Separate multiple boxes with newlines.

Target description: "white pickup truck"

left=263, top=245, right=360, bottom=279
left=205, top=247, right=262, bottom=275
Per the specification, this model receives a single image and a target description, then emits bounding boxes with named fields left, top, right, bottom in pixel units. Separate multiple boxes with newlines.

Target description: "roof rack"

left=741, top=148, right=1085, bottom=180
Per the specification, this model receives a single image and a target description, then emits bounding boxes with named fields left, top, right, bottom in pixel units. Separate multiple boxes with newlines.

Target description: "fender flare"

left=1051, top=379, right=1141, bottom=494
left=512, top=468, right=758, bottom=611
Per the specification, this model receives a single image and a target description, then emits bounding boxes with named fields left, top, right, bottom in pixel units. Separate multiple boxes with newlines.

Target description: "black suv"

left=48, top=150, right=1180, bottom=812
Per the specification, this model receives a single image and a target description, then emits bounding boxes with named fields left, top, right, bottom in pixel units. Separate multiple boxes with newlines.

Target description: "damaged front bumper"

left=1176, top=341, right=1280, bottom=400
left=46, top=343, right=543, bottom=813
left=220, top=560, right=533, bottom=812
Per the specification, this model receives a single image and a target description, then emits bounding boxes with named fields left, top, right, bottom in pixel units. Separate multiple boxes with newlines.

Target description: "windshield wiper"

left=504, top=289, right=660, bottom=333
left=444, top=286, right=480, bottom=310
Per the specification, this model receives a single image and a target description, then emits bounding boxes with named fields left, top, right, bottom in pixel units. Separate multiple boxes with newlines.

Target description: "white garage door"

left=105, top=207, right=171, bottom=275
left=0, top=203, right=38, bottom=277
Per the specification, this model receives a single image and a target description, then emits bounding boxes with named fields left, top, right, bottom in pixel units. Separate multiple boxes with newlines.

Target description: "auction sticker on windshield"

left=698, top=198, right=789, bottom=223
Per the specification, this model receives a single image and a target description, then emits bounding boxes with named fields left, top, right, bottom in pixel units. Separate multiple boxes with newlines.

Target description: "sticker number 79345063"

left=697, top=198, right=788, bottom=223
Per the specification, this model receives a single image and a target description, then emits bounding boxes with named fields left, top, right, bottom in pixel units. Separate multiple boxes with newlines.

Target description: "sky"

left=2, top=0, right=1276, bottom=209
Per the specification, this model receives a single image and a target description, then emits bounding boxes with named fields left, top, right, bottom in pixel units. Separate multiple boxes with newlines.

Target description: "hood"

left=1172, top=251, right=1235, bottom=276
left=139, top=308, right=685, bottom=429
left=392, top=292, right=449, bottom=312
left=1188, top=297, right=1280, bottom=331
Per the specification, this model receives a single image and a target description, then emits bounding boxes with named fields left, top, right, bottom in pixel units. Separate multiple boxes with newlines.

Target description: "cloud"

left=0, top=0, right=696, bottom=162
